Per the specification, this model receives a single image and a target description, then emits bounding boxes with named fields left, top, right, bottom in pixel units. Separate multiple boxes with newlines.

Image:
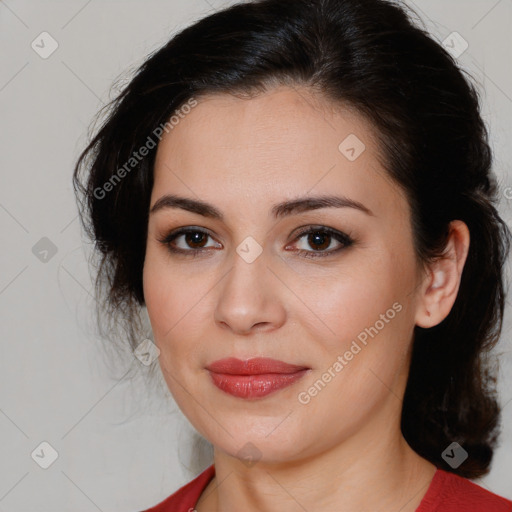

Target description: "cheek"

left=143, top=253, right=185, bottom=350
left=296, top=252, right=410, bottom=347
left=143, top=249, right=193, bottom=328
left=142, top=251, right=216, bottom=371
left=142, top=261, right=198, bottom=405
left=295, top=274, right=413, bottom=437
left=294, top=247, right=417, bottom=413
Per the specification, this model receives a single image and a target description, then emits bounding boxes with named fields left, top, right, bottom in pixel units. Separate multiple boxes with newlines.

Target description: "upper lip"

left=206, top=357, right=309, bottom=375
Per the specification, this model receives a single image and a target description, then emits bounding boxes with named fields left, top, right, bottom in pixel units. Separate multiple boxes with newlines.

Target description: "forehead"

left=151, top=85, right=400, bottom=219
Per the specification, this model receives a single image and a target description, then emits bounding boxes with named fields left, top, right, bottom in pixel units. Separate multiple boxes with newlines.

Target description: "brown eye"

left=306, top=231, right=332, bottom=251
left=158, top=227, right=222, bottom=255
left=287, top=226, right=355, bottom=259
left=184, top=231, right=208, bottom=249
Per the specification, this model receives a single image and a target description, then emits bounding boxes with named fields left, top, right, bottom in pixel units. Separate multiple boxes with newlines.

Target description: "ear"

left=415, top=220, right=470, bottom=328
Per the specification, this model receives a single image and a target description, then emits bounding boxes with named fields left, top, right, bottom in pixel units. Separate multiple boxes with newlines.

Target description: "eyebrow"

left=150, top=193, right=373, bottom=219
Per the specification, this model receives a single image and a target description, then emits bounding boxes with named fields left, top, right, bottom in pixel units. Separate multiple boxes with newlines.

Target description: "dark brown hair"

left=73, top=0, right=511, bottom=478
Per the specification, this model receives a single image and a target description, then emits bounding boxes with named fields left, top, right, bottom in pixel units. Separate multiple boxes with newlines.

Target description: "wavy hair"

left=73, top=0, right=511, bottom=478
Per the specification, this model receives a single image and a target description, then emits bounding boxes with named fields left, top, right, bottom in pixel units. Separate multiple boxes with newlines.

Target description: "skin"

left=142, top=84, right=470, bottom=512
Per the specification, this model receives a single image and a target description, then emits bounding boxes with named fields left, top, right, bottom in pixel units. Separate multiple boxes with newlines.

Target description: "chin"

left=208, top=420, right=312, bottom=463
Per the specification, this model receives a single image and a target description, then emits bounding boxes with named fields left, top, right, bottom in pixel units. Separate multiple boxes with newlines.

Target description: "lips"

left=206, top=357, right=310, bottom=399
left=206, top=357, right=308, bottom=375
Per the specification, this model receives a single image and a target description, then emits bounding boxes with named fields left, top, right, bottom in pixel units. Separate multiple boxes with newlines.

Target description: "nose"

left=213, top=247, right=287, bottom=335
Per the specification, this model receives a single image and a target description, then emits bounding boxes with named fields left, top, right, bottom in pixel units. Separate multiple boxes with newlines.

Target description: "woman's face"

left=143, top=85, right=426, bottom=463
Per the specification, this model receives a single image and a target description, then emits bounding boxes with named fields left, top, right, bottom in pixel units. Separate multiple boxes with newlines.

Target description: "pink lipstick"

left=206, top=357, right=310, bottom=399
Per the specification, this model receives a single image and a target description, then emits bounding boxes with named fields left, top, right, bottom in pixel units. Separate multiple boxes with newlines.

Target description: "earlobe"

left=415, top=220, right=470, bottom=329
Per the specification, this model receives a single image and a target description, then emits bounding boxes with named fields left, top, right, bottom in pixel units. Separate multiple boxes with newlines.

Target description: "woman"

left=73, top=0, right=512, bottom=510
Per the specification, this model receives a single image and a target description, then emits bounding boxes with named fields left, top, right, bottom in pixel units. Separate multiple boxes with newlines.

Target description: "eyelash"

left=157, top=225, right=355, bottom=259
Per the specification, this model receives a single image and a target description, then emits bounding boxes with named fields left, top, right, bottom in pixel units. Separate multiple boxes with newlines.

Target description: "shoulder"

left=141, top=464, right=215, bottom=512
left=417, top=468, right=512, bottom=512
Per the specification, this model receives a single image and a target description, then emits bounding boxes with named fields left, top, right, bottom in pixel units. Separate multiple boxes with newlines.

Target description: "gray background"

left=1, top=0, right=511, bottom=510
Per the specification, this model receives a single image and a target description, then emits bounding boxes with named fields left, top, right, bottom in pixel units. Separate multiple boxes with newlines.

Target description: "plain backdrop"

left=1, top=0, right=511, bottom=510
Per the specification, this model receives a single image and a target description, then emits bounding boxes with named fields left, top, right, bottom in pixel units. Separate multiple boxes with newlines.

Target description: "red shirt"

left=143, top=464, right=512, bottom=512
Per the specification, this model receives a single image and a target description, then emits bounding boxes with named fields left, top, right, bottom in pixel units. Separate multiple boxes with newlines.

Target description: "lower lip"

left=208, top=370, right=309, bottom=399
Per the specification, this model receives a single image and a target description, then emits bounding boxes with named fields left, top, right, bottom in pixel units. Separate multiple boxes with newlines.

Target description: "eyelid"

left=158, top=226, right=222, bottom=250
left=158, top=225, right=354, bottom=258
left=286, top=225, right=354, bottom=256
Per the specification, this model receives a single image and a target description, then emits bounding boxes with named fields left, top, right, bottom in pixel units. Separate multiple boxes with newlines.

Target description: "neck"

left=195, top=405, right=437, bottom=512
